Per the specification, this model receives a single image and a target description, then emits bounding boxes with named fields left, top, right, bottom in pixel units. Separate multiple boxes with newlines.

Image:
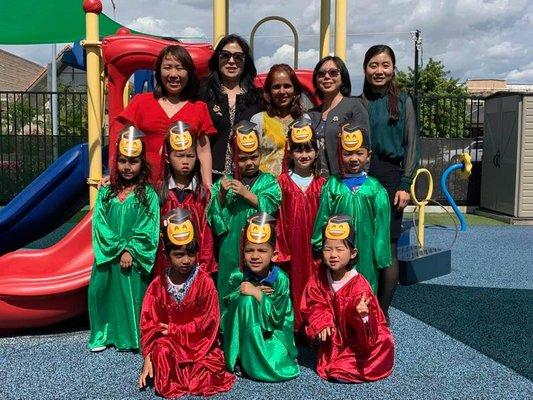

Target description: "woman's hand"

left=394, top=190, right=410, bottom=210
left=138, top=355, right=153, bottom=389
left=119, top=251, right=133, bottom=269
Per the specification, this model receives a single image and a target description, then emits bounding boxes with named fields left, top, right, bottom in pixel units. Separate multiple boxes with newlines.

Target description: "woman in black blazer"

left=308, top=56, right=369, bottom=176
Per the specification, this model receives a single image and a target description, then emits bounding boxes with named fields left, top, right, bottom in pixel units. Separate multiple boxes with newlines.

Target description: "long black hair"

left=362, top=45, right=400, bottom=122
left=202, top=34, right=259, bottom=100
left=312, top=56, right=351, bottom=100
left=153, top=45, right=200, bottom=100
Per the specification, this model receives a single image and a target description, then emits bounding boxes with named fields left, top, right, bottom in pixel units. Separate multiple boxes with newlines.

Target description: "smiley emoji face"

left=236, top=131, right=259, bottom=153
left=340, top=125, right=363, bottom=152
left=246, top=221, right=272, bottom=244
left=167, top=219, right=195, bottom=246
left=291, top=126, right=313, bottom=144
left=119, top=136, right=143, bottom=157
left=325, top=221, right=351, bottom=240
left=169, top=130, right=193, bottom=151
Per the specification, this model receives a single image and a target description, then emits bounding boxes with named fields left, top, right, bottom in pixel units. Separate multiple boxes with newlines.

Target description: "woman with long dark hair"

left=308, top=56, right=369, bottom=176
left=199, top=34, right=263, bottom=180
left=116, top=45, right=216, bottom=186
left=362, top=45, right=420, bottom=321
left=251, top=63, right=306, bottom=176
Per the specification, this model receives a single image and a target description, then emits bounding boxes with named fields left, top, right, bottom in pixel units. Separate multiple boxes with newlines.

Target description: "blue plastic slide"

left=0, top=143, right=107, bottom=255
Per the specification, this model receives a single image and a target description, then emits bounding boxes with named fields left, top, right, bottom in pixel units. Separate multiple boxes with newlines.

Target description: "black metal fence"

left=0, top=91, right=88, bottom=203
left=415, top=95, right=484, bottom=206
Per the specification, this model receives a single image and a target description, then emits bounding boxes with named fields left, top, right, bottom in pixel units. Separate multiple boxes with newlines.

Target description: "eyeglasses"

left=219, top=50, right=246, bottom=64
left=317, top=68, right=341, bottom=78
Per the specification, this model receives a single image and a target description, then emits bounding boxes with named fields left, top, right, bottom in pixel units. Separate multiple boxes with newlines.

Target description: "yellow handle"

left=410, top=168, right=434, bottom=247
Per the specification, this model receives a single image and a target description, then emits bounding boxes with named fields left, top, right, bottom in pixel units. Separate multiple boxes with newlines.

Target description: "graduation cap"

left=168, top=121, right=194, bottom=151
left=289, top=116, right=314, bottom=145
left=162, top=208, right=196, bottom=246
left=118, top=126, right=145, bottom=157
left=324, top=214, right=356, bottom=247
left=339, top=123, right=370, bottom=152
left=245, top=212, right=276, bottom=246
left=234, top=120, right=259, bottom=153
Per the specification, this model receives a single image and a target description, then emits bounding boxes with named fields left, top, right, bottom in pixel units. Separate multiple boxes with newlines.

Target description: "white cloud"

left=506, top=62, right=533, bottom=82
left=255, top=44, right=319, bottom=73
left=486, top=41, right=523, bottom=58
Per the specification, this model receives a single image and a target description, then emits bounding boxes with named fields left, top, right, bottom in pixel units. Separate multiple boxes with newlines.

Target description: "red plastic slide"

left=0, top=212, right=93, bottom=333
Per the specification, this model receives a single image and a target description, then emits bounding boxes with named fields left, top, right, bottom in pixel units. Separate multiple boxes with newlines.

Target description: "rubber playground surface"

left=1, top=217, right=532, bottom=399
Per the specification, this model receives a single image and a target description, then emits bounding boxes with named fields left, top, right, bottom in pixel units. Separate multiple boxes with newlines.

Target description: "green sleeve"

left=372, top=184, right=392, bottom=268
left=126, top=186, right=160, bottom=274
left=258, top=271, right=292, bottom=332
left=255, top=173, right=282, bottom=214
left=399, top=96, right=420, bottom=191
left=92, top=188, right=127, bottom=266
left=311, top=178, right=334, bottom=250
left=206, top=179, right=230, bottom=235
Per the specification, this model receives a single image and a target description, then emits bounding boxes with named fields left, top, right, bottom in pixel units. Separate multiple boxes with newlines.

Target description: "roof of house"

left=0, top=49, right=45, bottom=91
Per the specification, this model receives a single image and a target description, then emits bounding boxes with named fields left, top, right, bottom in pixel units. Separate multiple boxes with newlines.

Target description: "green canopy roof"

left=0, top=1, right=133, bottom=44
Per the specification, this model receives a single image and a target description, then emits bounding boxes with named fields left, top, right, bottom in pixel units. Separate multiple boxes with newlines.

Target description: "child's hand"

left=318, top=326, right=333, bottom=342
left=229, top=179, right=248, bottom=197
left=159, top=322, right=169, bottom=336
left=120, top=251, right=133, bottom=269
left=220, top=176, right=232, bottom=195
left=356, top=294, right=370, bottom=318
left=138, top=355, right=153, bottom=389
left=258, top=285, right=274, bottom=296
left=240, top=282, right=262, bottom=300
left=97, top=175, right=110, bottom=189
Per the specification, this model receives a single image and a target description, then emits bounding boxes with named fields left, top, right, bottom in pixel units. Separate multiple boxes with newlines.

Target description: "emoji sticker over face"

left=246, top=221, right=272, bottom=244
left=167, top=218, right=195, bottom=246
left=169, top=121, right=193, bottom=151
left=340, top=124, right=363, bottom=152
left=118, top=127, right=145, bottom=157
left=325, top=221, right=350, bottom=240
left=291, top=125, right=313, bottom=144
left=236, top=131, right=259, bottom=153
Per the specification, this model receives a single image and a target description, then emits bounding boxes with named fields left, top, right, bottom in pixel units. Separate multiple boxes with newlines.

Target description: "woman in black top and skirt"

left=362, top=45, right=420, bottom=321
left=199, top=34, right=263, bottom=181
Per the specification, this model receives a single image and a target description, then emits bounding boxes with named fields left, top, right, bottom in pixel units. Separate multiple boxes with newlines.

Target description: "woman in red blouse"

left=117, top=45, right=216, bottom=186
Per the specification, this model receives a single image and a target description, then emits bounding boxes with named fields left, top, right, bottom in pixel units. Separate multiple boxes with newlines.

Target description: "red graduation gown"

left=140, top=270, right=235, bottom=398
left=300, top=268, right=394, bottom=383
left=277, top=172, right=325, bottom=331
left=154, top=187, right=216, bottom=276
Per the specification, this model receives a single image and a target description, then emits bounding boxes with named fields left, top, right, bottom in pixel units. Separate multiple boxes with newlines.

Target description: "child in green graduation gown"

left=88, top=127, right=159, bottom=352
left=223, top=212, right=300, bottom=382
left=312, top=124, right=391, bottom=294
left=207, top=121, right=281, bottom=312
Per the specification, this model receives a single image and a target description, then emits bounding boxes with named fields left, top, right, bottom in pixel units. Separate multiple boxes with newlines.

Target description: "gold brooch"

left=213, top=104, right=222, bottom=116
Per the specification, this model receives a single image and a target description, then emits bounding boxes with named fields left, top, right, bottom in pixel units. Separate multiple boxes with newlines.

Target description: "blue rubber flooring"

left=1, top=225, right=532, bottom=399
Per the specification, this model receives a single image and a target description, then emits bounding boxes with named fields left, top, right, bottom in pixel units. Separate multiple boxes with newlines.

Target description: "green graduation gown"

left=223, top=267, right=300, bottom=382
left=88, top=185, right=159, bottom=351
left=207, top=173, right=281, bottom=310
left=311, top=176, right=392, bottom=292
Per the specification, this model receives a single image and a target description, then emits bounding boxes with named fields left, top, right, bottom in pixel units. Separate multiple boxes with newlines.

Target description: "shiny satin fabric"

left=207, top=172, right=282, bottom=315
left=258, top=112, right=292, bottom=177
left=88, top=186, right=160, bottom=351
left=222, top=269, right=300, bottom=382
left=312, top=175, right=392, bottom=293
left=154, top=186, right=217, bottom=277
left=301, top=267, right=394, bottom=383
left=140, top=271, right=235, bottom=398
left=277, top=172, right=325, bottom=331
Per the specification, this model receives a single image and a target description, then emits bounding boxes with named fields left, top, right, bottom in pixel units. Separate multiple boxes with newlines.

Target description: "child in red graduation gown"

left=154, top=122, right=216, bottom=276
left=277, top=117, right=325, bottom=332
left=301, top=215, right=394, bottom=383
left=139, top=208, right=235, bottom=398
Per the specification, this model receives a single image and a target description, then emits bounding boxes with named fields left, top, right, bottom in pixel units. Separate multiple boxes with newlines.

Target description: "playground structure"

left=0, top=0, right=346, bottom=332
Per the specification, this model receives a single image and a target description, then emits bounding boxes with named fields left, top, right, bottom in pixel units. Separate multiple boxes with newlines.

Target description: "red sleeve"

left=116, top=94, right=142, bottom=126
left=275, top=174, right=291, bottom=263
left=198, top=101, right=217, bottom=136
left=196, top=190, right=218, bottom=274
left=167, top=274, right=221, bottom=362
left=300, top=272, right=335, bottom=340
left=140, top=278, right=165, bottom=358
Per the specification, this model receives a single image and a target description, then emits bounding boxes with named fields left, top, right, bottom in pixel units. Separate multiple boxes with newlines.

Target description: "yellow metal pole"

left=82, top=0, right=103, bottom=209
left=320, top=0, right=331, bottom=58
left=213, top=0, right=228, bottom=47
left=410, top=168, right=434, bottom=248
left=334, top=0, right=347, bottom=61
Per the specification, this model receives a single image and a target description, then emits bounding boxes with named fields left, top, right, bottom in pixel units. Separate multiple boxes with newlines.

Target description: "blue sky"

left=1, top=0, right=532, bottom=92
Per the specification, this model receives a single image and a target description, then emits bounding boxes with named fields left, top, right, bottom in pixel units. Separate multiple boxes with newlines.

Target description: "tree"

left=397, top=58, right=469, bottom=138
